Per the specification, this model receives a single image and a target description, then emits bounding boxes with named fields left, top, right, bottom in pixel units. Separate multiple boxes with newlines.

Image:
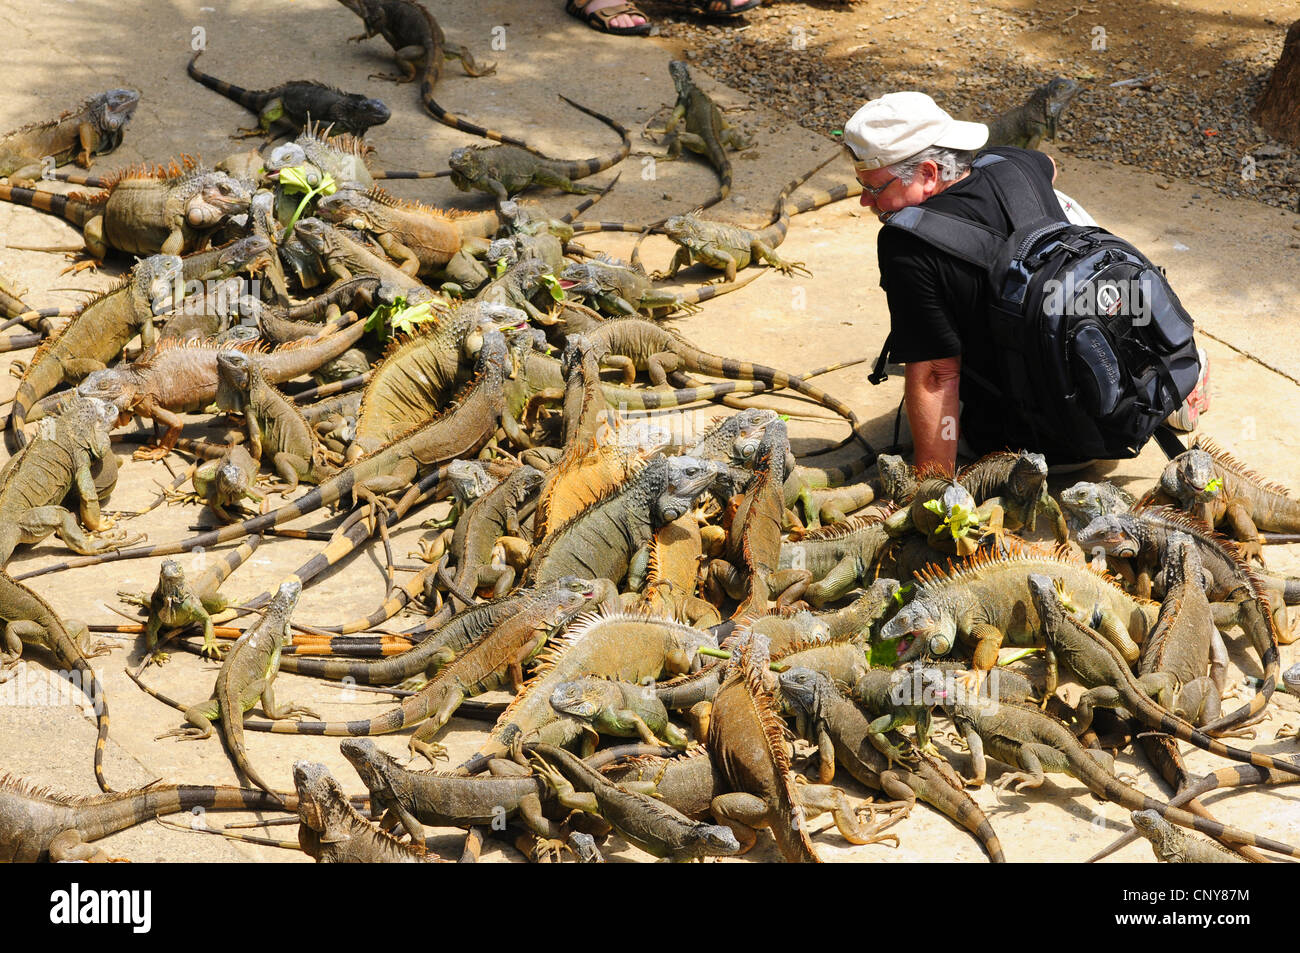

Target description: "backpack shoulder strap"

left=883, top=206, right=1003, bottom=270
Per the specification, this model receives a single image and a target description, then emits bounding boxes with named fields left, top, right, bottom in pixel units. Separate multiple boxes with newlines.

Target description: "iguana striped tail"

left=0, top=183, right=99, bottom=227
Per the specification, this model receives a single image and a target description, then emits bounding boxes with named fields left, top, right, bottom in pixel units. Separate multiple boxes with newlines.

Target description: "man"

left=843, top=91, right=1062, bottom=472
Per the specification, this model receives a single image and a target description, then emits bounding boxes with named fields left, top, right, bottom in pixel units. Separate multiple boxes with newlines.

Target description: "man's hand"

left=904, top=357, right=962, bottom=473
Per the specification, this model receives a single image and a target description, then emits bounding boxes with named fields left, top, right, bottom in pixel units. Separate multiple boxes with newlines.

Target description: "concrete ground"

left=0, top=0, right=1297, bottom=863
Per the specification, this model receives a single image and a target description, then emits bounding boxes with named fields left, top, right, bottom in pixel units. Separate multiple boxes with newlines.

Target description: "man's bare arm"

left=904, top=357, right=962, bottom=473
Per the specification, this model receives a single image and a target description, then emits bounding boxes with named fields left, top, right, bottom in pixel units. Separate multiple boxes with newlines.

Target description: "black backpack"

left=870, top=152, right=1200, bottom=461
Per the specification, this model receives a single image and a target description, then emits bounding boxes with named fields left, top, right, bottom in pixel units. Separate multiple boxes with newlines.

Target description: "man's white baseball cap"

left=843, top=92, right=989, bottom=170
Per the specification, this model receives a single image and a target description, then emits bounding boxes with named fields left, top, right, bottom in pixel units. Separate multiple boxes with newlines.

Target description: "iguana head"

left=549, top=677, right=621, bottom=720
left=208, top=234, right=274, bottom=280
left=776, top=666, right=828, bottom=720
left=269, top=580, right=303, bottom=618
left=731, top=411, right=781, bottom=467
left=882, top=597, right=957, bottom=660
left=338, top=738, right=411, bottom=806
left=1008, top=451, right=1049, bottom=499
left=656, top=456, right=723, bottom=523
left=156, top=559, right=188, bottom=596
left=315, top=189, right=376, bottom=231
left=447, top=147, right=491, bottom=192
left=1061, top=481, right=1118, bottom=526
left=291, top=761, right=343, bottom=835
left=1283, top=660, right=1300, bottom=697
left=215, top=458, right=252, bottom=506
left=216, top=349, right=254, bottom=397
left=90, top=88, right=140, bottom=149
left=1026, top=572, right=1071, bottom=633
left=135, top=254, right=184, bottom=316
left=446, top=459, right=496, bottom=507
left=668, top=60, right=693, bottom=97
left=292, top=217, right=338, bottom=257
left=684, top=822, right=742, bottom=857
left=1171, top=449, right=1220, bottom=503
left=485, top=237, right=519, bottom=270
left=877, top=453, right=916, bottom=503
left=660, top=215, right=703, bottom=245
left=558, top=262, right=603, bottom=299
left=76, top=368, right=133, bottom=413
left=888, top=664, right=952, bottom=709
left=186, top=173, right=251, bottom=228
left=1076, top=513, right=1139, bottom=558
left=688, top=409, right=777, bottom=464
left=265, top=143, right=316, bottom=181
left=1041, top=77, right=1080, bottom=138
left=326, top=94, right=391, bottom=135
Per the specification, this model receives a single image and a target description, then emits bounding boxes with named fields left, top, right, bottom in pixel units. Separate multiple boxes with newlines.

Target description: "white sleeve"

left=1054, top=189, right=1098, bottom=227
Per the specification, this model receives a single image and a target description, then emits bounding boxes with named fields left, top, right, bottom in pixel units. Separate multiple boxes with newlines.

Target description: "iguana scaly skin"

left=316, top=185, right=497, bottom=285
left=777, top=666, right=1005, bottom=862
left=437, top=463, right=543, bottom=608
left=0, top=155, right=251, bottom=259
left=633, top=512, right=722, bottom=628
left=292, top=761, right=435, bottom=863
left=336, top=0, right=512, bottom=144
left=7, top=254, right=177, bottom=450
left=214, top=351, right=343, bottom=491
left=524, top=454, right=723, bottom=588
left=651, top=154, right=837, bottom=282
left=1129, top=810, right=1246, bottom=863
left=0, top=396, right=137, bottom=565
left=983, top=77, right=1080, bottom=150
left=1060, top=479, right=1136, bottom=533
left=1149, top=438, right=1300, bottom=563
left=0, top=773, right=287, bottom=862
left=705, top=420, right=806, bottom=619
left=187, top=51, right=391, bottom=138
left=0, top=89, right=139, bottom=187
left=653, top=60, right=750, bottom=211
left=347, top=300, right=523, bottom=460
left=559, top=256, right=763, bottom=318
left=882, top=544, right=1156, bottom=677
left=14, top=331, right=513, bottom=579
left=549, top=677, right=689, bottom=748
left=527, top=743, right=740, bottom=861
left=241, top=575, right=598, bottom=765
left=957, top=450, right=1069, bottom=542
left=340, top=737, right=566, bottom=842
left=1028, top=573, right=1300, bottom=780
left=587, top=317, right=863, bottom=440
left=707, top=639, right=830, bottom=862
left=474, top=606, right=717, bottom=764
left=292, top=216, right=438, bottom=299
left=77, top=318, right=368, bottom=460
left=189, top=443, right=264, bottom=523
left=127, top=537, right=263, bottom=666
left=448, top=96, right=628, bottom=202
left=128, top=581, right=315, bottom=797
left=0, top=571, right=115, bottom=792
left=594, top=744, right=725, bottom=820
left=1077, top=509, right=1288, bottom=732
left=947, top=695, right=1300, bottom=859
left=777, top=511, right=893, bottom=608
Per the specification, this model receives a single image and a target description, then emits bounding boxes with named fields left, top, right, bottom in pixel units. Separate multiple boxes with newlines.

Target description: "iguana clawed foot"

left=132, top=445, right=173, bottom=462
left=59, top=258, right=102, bottom=277
left=157, top=725, right=208, bottom=742
left=410, top=739, right=449, bottom=767
left=993, top=771, right=1043, bottom=793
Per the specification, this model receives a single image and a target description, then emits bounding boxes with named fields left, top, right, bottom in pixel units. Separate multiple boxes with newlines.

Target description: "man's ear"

left=918, top=159, right=943, bottom=195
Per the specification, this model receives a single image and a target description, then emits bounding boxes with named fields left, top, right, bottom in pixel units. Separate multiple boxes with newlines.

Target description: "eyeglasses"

left=857, top=173, right=898, bottom=197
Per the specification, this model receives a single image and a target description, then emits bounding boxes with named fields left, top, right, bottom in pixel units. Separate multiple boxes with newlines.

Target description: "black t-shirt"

left=876, top=146, right=1061, bottom=451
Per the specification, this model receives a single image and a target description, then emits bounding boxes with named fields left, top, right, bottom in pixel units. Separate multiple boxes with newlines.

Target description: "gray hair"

left=887, top=146, right=977, bottom=185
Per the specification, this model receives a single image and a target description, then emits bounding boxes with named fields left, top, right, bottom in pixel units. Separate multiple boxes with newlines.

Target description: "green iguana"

left=127, top=581, right=316, bottom=797
left=982, top=77, right=1080, bottom=150
left=651, top=60, right=750, bottom=210
left=292, top=761, right=435, bottom=862
left=0, top=89, right=139, bottom=187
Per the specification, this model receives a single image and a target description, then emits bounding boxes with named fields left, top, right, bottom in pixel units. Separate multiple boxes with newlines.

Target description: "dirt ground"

left=0, top=0, right=1297, bottom=864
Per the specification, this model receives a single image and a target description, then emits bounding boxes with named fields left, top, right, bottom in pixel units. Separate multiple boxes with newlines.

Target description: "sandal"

left=665, top=0, right=761, bottom=18
left=566, top=0, right=653, bottom=35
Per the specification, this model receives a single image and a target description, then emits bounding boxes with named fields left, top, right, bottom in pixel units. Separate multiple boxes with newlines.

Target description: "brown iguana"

left=6, top=253, right=178, bottom=451
left=0, top=570, right=116, bottom=792
left=777, top=666, right=1005, bottom=862
left=187, top=50, right=391, bottom=139
left=0, top=155, right=251, bottom=260
left=0, top=396, right=140, bottom=566
left=0, top=773, right=288, bottom=862
left=336, top=0, right=515, bottom=144
left=1146, top=438, right=1300, bottom=564
left=75, top=318, right=368, bottom=460
left=1129, top=810, right=1246, bottom=863
left=127, top=581, right=316, bottom=797
left=292, top=760, right=436, bottom=862
left=982, top=77, right=1080, bottom=150
left=0, top=89, right=139, bottom=187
